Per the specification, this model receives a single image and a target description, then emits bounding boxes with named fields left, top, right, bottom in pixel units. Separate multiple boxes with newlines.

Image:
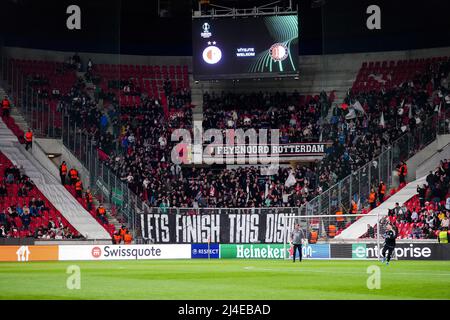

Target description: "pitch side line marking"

left=243, top=267, right=450, bottom=276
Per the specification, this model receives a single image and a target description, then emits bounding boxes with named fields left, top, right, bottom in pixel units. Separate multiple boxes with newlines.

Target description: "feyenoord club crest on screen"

left=202, top=42, right=222, bottom=64
left=269, top=43, right=289, bottom=61
left=192, top=15, right=299, bottom=79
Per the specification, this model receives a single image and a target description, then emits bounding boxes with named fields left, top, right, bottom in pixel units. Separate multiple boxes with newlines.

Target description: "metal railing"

left=61, top=115, right=143, bottom=239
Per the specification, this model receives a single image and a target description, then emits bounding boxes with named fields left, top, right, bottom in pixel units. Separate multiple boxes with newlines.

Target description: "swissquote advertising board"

left=0, top=245, right=191, bottom=262
left=58, top=244, right=191, bottom=261
left=1, top=243, right=449, bottom=261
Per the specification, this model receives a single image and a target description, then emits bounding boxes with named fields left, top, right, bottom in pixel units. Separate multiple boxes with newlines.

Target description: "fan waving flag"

left=380, top=112, right=385, bottom=128
left=351, top=100, right=365, bottom=114
left=285, top=171, right=296, bottom=187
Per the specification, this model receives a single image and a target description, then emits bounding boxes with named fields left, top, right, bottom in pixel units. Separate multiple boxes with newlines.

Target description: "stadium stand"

left=0, top=114, right=111, bottom=239
left=0, top=151, right=81, bottom=239
left=3, top=55, right=450, bottom=215
left=59, top=55, right=449, bottom=211
left=9, top=58, right=78, bottom=135
left=382, top=159, right=450, bottom=240
left=202, top=90, right=332, bottom=143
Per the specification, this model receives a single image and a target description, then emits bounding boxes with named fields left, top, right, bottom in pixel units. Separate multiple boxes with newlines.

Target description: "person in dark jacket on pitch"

left=381, top=224, right=397, bottom=265
left=289, top=224, right=306, bottom=263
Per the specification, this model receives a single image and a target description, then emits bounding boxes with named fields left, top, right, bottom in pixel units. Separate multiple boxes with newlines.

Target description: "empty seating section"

left=352, top=56, right=449, bottom=94
left=0, top=152, right=80, bottom=239
left=9, top=59, right=77, bottom=132
left=92, top=63, right=189, bottom=106
left=11, top=59, right=76, bottom=95
left=9, top=58, right=189, bottom=112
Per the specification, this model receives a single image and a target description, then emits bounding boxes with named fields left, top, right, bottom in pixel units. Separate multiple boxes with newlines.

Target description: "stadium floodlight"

left=281, top=212, right=393, bottom=260
left=193, top=0, right=297, bottom=19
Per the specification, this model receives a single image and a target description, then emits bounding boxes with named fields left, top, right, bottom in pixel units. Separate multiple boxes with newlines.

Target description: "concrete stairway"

left=0, top=87, right=28, bottom=133
left=0, top=118, right=111, bottom=240
left=190, top=74, right=203, bottom=123
left=335, top=176, right=426, bottom=240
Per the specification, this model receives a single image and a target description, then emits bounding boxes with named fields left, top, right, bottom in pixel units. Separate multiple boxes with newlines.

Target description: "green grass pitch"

left=0, top=259, right=449, bottom=300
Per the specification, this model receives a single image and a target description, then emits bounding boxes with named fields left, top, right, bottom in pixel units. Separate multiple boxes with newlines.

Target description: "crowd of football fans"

left=0, top=162, right=81, bottom=239
left=374, top=159, right=450, bottom=240
left=321, top=57, right=450, bottom=188
left=202, top=90, right=330, bottom=143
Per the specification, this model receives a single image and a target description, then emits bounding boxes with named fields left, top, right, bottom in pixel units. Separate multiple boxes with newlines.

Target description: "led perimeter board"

left=192, top=15, right=299, bottom=80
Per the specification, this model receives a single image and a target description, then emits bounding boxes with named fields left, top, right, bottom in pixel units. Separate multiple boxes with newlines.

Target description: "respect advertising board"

left=191, top=243, right=220, bottom=259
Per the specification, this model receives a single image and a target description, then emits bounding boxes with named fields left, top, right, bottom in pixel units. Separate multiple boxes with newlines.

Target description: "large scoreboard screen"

left=192, top=15, right=299, bottom=80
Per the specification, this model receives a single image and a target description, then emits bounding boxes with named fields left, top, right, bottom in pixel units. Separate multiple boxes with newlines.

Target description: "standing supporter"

left=368, top=188, right=377, bottom=210
left=378, top=181, right=386, bottom=203
left=119, top=225, right=127, bottom=240
left=59, top=161, right=68, bottom=185
left=0, top=225, right=6, bottom=238
left=350, top=199, right=358, bottom=214
left=398, top=161, right=408, bottom=185
left=75, top=178, right=83, bottom=198
left=1, top=96, right=10, bottom=117
left=85, top=188, right=94, bottom=211
left=438, top=228, right=449, bottom=243
left=24, top=129, right=33, bottom=151
left=123, top=230, right=133, bottom=244
left=69, top=167, right=78, bottom=185
left=96, top=204, right=107, bottom=225
left=113, top=230, right=122, bottom=244
left=336, top=207, right=345, bottom=230
left=417, top=184, right=427, bottom=208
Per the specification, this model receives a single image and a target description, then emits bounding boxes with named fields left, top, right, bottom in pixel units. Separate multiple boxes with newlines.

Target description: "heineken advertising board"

left=221, top=244, right=287, bottom=259
left=219, top=244, right=331, bottom=259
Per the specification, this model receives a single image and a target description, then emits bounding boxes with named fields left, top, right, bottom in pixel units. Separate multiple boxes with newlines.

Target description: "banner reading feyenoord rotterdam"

left=140, top=212, right=300, bottom=243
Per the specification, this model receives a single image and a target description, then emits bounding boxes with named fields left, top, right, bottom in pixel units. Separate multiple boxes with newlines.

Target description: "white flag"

left=285, top=172, right=297, bottom=188
left=380, top=112, right=385, bottom=127
left=352, top=100, right=365, bottom=114
left=345, top=108, right=356, bottom=120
